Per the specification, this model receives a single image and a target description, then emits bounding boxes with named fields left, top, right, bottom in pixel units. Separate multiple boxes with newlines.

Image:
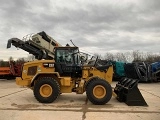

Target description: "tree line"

left=0, top=55, right=35, bottom=67
left=95, top=50, right=160, bottom=63
left=0, top=50, right=160, bottom=67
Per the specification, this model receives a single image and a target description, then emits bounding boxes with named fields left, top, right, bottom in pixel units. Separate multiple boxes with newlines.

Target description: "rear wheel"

left=86, top=79, right=112, bottom=105
left=34, top=77, right=60, bottom=103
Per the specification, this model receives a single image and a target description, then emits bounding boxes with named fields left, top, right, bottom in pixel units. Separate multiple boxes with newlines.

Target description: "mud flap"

left=114, top=77, right=148, bottom=106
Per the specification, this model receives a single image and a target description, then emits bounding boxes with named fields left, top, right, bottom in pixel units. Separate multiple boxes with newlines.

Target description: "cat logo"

left=43, top=63, right=54, bottom=68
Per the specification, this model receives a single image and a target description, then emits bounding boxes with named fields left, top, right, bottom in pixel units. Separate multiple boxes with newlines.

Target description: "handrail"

left=22, top=33, right=35, bottom=41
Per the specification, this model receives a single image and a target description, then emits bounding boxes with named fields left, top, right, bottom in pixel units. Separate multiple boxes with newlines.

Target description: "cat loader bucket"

left=114, top=77, right=148, bottom=106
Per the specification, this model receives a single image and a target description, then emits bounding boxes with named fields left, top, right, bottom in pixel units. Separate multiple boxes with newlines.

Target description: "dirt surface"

left=0, top=79, right=160, bottom=120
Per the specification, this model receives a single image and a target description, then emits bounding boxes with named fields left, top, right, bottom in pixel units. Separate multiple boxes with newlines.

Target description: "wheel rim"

left=93, top=85, right=106, bottom=99
left=40, top=84, right=53, bottom=97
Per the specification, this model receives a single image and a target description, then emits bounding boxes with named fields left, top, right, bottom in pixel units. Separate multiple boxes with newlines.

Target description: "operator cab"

left=54, top=47, right=82, bottom=78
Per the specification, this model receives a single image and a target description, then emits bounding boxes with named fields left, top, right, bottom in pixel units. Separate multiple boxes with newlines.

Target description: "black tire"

left=33, top=77, right=60, bottom=103
left=85, top=77, right=98, bottom=90
left=86, top=78, right=112, bottom=105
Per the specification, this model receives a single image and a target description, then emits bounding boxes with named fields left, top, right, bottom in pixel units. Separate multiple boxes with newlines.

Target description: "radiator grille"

left=27, top=66, right=37, bottom=75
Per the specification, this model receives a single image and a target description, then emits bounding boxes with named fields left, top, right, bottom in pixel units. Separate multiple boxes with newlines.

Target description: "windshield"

left=56, top=48, right=80, bottom=64
left=73, top=49, right=80, bottom=64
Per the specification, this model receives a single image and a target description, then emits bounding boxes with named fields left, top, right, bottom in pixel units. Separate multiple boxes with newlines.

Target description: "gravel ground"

left=0, top=79, right=160, bottom=120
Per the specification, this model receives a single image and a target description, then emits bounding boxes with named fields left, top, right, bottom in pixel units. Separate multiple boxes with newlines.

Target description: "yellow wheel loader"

left=16, top=46, right=114, bottom=105
left=10, top=31, right=147, bottom=106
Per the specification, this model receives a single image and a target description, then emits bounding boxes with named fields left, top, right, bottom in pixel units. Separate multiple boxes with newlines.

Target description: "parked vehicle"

left=0, top=61, right=23, bottom=80
left=112, top=61, right=125, bottom=81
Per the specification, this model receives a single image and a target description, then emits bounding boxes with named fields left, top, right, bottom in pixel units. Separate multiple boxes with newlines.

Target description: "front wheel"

left=33, top=77, right=60, bottom=103
left=86, top=79, right=112, bottom=105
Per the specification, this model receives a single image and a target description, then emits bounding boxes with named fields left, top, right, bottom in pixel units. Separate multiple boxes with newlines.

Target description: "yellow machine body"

left=16, top=60, right=113, bottom=94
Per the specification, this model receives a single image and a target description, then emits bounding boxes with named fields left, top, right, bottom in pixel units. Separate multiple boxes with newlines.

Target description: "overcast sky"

left=0, top=0, right=160, bottom=60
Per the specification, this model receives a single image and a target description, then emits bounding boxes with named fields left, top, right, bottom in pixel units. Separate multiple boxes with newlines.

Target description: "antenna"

left=70, top=39, right=77, bottom=47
